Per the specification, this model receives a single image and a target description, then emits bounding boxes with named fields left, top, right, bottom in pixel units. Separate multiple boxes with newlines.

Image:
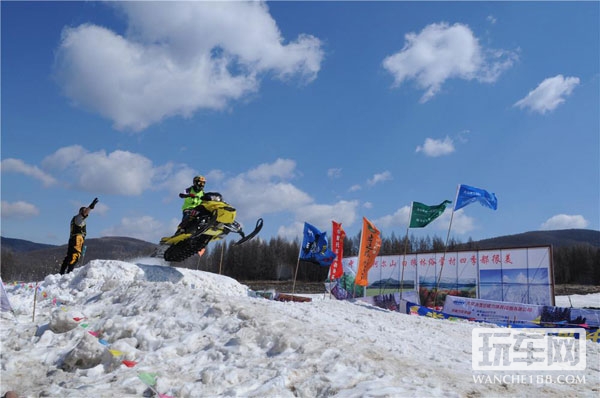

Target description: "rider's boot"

left=174, top=223, right=186, bottom=236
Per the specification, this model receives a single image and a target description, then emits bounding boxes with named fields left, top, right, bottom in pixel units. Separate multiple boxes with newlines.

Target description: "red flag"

left=122, top=360, right=137, bottom=368
left=329, top=221, right=346, bottom=280
left=355, top=217, right=381, bottom=287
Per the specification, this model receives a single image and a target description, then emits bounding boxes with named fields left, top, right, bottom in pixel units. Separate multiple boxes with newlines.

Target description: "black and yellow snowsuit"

left=60, top=212, right=88, bottom=275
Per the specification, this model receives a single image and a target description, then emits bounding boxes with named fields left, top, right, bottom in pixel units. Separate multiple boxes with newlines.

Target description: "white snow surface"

left=1, top=258, right=599, bottom=397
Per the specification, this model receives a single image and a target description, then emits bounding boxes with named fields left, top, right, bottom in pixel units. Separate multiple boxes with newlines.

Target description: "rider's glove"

left=89, top=198, right=99, bottom=209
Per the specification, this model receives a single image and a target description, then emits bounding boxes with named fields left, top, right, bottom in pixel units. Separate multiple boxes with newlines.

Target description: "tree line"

left=189, top=233, right=599, bottom=285
left=2, top=232, right=598, bottom=285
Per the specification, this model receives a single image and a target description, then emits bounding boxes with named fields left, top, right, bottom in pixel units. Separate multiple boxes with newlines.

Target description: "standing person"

left=175, top=175, right=206, bottom=235
left=60, top=198, right=98, bottom=275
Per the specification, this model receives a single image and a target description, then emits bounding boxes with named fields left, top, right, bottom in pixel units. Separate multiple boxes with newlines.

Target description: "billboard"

left=340, top=246, right=553, bottom=306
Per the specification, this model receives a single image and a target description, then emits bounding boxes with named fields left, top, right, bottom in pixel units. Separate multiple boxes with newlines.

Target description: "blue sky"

left=2, top=1, right=599, bottom=246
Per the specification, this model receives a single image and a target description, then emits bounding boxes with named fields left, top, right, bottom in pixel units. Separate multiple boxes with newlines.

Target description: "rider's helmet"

left=193, top=175, right=206, bottom=191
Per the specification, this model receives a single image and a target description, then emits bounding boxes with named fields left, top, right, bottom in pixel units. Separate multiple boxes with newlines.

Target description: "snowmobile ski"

left=235, top=218, right=263, bottom=246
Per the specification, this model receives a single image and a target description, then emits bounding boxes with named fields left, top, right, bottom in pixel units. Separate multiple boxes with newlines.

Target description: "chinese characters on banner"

left=329, top=221, right=346, bottom=280
left=355, top=217, right=382, bottom=286
left=340, top=246, right=553, bottom=305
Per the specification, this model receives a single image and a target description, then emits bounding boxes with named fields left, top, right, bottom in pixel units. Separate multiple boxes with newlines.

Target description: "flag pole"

left=292, top=257, right=301, bottom=294
left=218, top=243, right=224, bottom=274
left=433, top=185, right=460, bottom=308
left=399, top=202, right=413, bottom=299
left=354, top=222, right=365, bottom=298
left=32, top=282, right=38, bottom=323
left=292, top=242, right=303, bottom=294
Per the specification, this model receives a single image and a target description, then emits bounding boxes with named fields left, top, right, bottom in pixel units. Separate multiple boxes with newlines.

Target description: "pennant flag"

left=122, top=360, right=137, bottom=368
left=454, top=184, right=498, bottom=211
left=409, top=200, right=452, bottom=228
left=355, top=217, right=382, bottom=287
left=329, top=221, right=346, bottom=280
left=299, top=222, right=336, bottom=267
left=109, top=349, right=123, bottom=356
left=138, top=372, right=158, bottom=387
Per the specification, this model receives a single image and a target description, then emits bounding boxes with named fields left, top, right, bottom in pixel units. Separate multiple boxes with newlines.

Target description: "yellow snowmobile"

left=155, top=192, right=263, bottom=262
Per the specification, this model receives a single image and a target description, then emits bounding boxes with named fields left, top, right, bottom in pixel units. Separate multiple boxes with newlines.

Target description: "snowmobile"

left=154, top=192, right=263, bottom=262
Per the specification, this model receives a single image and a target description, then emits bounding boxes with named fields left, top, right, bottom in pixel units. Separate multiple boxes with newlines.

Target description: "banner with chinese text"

left=355, top=218, right=381, bottom=286
left=340, top=246, right=553, bottom=305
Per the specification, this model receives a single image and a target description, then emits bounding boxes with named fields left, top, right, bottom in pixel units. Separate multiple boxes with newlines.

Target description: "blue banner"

left=454, top=184, right=498, bottom=211
left=300, top=222, right=336, bottom=266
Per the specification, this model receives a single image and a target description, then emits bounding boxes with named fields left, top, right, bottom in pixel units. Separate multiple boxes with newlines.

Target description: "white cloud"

left=367, top=171, right=392, bottom=186
left=1, top=158, right=57, bottom=186
left=276, top=198, right=359, bottom=241
left=102, top=215, right=172, bottom=242
left=349, top=184, right=361, bottom=192
left=222, top=161, right=313, bottom=219
left=540, top=214, right=589, bottom=230
left=246, top=158, right=297, bottom=182
left=42, top=145, right=198, bottom=196
left=277, top=221, right=304, bottom=242
left=416, top=136, right=455, bottom=157
left=43, top=146, right=156, bottom=195
left=1, top=201, right=40, bottom=218
left=206, top=170, right=226, bottom=183
left=487, top=15, right=497, bottom=25
left=54, top=1, right=323, bottom=131
left=327, top=168, right=342, bottom=179
left=298, top=200, right=359, bottom=228
left=382, top=22, right=517, bottom=102
left=375, top=206, right=411, bottom=228
left=213, top=159, right=361, bottom=238
left=456, top=129, right=470, bottom=144
left=444, top=210, right=476, bottom=234
left=153, top=163, right=197, bottom=197
left=514, top=75, right=580, bottom=114
left=515, top=272, right=528, bottom=284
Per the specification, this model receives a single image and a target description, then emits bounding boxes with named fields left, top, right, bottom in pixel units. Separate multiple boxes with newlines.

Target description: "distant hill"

left=465, top=229, right=600, bottom=250
left=1, top=236, right=159, bottom=281
left=1, top=229, right=598, bottom=282
left=3, top=229, right=598, bottom=255
left=1, top=237, right=57, bottom=252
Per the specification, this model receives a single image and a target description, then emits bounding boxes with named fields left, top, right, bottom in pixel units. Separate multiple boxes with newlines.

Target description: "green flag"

left=138, top=372, right=158, bottom=387
left=409, top=200, right=452, bottom=228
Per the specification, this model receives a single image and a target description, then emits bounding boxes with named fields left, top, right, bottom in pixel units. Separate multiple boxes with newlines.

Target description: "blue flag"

left=299, top=222, right=336, bottom=267
left=454, top=184, right=498, bottom=211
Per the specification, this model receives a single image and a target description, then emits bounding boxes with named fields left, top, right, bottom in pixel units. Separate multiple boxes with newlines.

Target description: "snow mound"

left=1, top=259, right=598, bottom=397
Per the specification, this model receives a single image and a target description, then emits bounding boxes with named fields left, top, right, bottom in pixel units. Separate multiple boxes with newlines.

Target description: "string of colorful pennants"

left=4, top=281, right=173, bottom=396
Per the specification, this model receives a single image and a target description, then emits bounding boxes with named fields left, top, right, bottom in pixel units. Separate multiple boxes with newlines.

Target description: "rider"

left=175, top=175, right=206, bottom=235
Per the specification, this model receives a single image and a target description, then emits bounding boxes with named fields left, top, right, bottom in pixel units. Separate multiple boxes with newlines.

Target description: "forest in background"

left=1, top=229, right=599, bottom=286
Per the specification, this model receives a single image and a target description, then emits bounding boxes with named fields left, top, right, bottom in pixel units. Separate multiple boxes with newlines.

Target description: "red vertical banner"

left=329, top=221, right=346, bottom=280
left=355, top=217, right=382, bottom=287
